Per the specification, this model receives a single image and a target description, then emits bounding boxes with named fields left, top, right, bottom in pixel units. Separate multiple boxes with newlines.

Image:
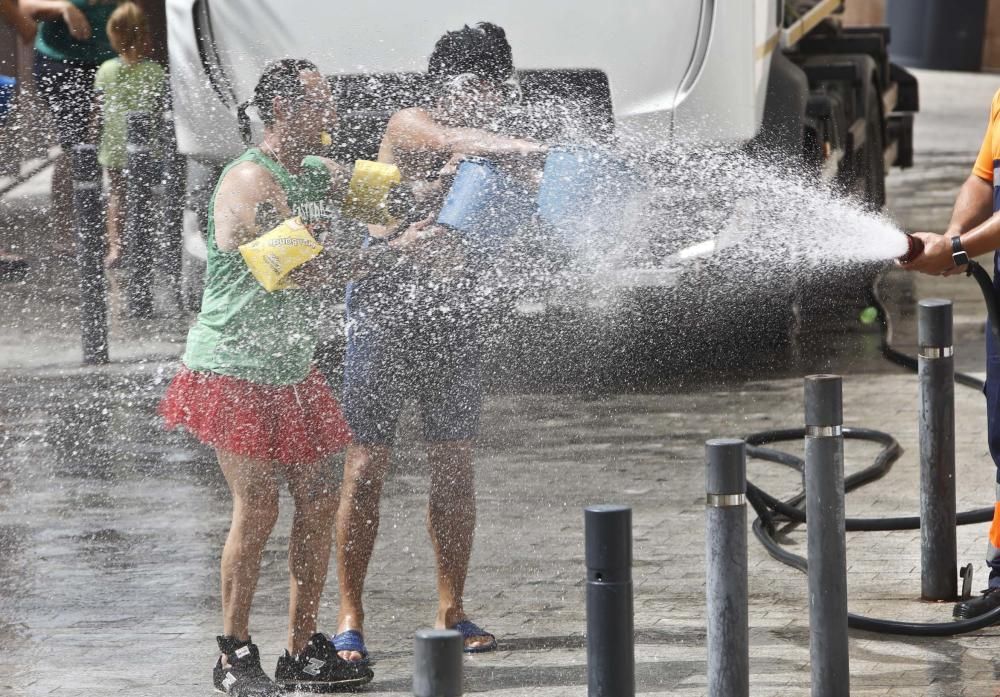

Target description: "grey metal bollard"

left=705, top=438, right=749, bottom=697
left=159, top=107, right=185, bottom=310
left=804, top=375, right=850, bottom=697
left=585, top=504, right=634, bottom=697
left=71, top=144, right=109, bottom=365
left=413, top=629, right=463, bottom=697
left=918, top=299, right=958, bottom=601
left=124, top=111, right=157, bottom=318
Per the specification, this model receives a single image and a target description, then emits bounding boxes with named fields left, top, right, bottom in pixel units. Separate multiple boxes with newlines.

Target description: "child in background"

left=92, top=1, right=164, bottom=268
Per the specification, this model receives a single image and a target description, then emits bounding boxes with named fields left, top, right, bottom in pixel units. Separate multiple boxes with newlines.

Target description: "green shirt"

left=182, top=148, right=336, bottom=385
left=94, top=58, right=165, bottom=168
left=34, top=0, right=118, bottom=65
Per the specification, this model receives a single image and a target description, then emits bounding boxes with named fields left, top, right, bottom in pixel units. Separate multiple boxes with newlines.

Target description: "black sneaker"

left=275, top=633, right=374, bottom=692
left=953, top=587, right=1000, bottom=620
left=213, top=635, right=283, bottom=696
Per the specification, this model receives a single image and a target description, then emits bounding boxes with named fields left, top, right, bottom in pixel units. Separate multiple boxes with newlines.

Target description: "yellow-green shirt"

left=94, top=58, right=166, bottom=169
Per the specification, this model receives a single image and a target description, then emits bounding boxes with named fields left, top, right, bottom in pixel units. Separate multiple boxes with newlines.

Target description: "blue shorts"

left=342, top=283, right=482, bottom=446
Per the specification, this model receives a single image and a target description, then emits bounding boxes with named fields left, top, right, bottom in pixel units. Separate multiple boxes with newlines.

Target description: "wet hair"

left=237, top=58, right=319, bottom=145
left=427, top=22, right=513, bottom=84
left=106, top=2, right=150, bottom=55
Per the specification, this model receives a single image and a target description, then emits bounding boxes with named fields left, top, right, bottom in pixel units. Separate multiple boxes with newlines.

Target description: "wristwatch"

left=951, top=235, right=970, bottom=267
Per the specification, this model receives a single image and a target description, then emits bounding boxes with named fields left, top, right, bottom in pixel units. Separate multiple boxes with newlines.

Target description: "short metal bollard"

left=918, top=299, right=958, bottom=601
left=124, top=111, right=157, bottom=318
left=71, top=144, right=109, bottom=365
left=159, top=107, right=185, bottom=310
left=705, top=438, right=749, bottom=697
left=584, top=504, right=634, bottom=697
left=413, top=629, right=463, bottom=697
left=804, top=375, right=850, bottom=697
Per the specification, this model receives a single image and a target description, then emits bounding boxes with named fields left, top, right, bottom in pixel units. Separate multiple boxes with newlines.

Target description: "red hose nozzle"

left=898, top=234, right=924, bottom=263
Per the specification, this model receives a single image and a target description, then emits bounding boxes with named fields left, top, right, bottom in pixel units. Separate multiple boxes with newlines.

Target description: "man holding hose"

left=902, top=87, right=1000, bottom=621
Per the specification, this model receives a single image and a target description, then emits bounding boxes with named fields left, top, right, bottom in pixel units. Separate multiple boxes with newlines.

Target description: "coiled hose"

left=743, top=260, right=1000, bottom=635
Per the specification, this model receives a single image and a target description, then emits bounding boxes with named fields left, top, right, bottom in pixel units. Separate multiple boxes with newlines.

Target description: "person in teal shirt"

left=92, top=1, right=163, bottom=267
left=23, top=0, right=118, bottom=238
left=24, top=0, right=118, bottom=239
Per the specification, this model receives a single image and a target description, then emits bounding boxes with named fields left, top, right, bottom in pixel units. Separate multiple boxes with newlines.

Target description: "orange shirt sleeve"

left=972, top=90, right=1000, bottom=182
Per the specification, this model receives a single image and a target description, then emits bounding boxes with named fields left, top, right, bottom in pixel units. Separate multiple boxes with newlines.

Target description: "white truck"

left=165, top=0, right=916, bottom=361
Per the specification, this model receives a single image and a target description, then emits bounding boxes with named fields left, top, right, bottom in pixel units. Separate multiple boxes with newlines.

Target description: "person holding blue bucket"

left=334, top=22, right=547, bottom=666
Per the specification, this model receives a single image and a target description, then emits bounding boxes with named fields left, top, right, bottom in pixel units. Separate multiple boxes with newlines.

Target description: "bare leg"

left=335, top=442, right=391, bottom=661
left=105, top=169, right=125, bottom=268
left=283, top=457, right=339, bottom=655
left=51, top=152, right=76, bottom=246
left=427, top=440, right=490, bottom=649
left=218, top=449, right=280, bottom=640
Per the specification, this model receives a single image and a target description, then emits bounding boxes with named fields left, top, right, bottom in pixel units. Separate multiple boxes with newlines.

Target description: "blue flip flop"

left=332, top=629, right=372, bottom=665
left=452, top=619, right=498, bottom=654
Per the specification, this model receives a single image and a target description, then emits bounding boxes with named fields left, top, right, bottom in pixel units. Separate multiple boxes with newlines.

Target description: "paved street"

left=3, top=69, right=1000, bottom=696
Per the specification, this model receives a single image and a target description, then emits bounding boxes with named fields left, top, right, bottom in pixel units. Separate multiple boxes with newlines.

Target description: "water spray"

left=897, top=232, right=924, bottom=264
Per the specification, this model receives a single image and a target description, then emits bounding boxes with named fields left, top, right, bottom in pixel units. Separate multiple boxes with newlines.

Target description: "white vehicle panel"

left=167, top=0, right=710, bottom=160
left=671, top=0, right=778, bottom=144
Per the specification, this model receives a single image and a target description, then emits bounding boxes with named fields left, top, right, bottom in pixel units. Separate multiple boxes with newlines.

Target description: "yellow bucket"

left=341, top=160, right=402, bottom=225
left=238, top=217, right=323, bottom=292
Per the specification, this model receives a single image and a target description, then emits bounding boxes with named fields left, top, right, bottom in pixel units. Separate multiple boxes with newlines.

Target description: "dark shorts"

left=342, top=282, right=482, bottom=446
left=32, top=53, right=99, bottom=148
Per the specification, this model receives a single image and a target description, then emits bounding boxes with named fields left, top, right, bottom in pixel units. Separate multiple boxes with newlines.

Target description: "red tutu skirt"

left=158, top=366, right=352, bottom=464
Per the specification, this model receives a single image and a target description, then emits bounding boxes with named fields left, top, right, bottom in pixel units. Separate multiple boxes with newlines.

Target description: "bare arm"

left=211, top=160, right=422, bottom=288
left=20, top=0, right=71, bottom=20
left=366, top=109, right=545, bottom=240
left=19, top=0, right=89, bottom=39
left=901, top=174, right=995, bottom=274
left=212, top=162, right=291, bottom=252
left=314, top=156, right=351, bottom=203
left=0, top=0, right=36, bottom=42
left=384, top=107, right=547, bottom=161
left=946, top=174, right=994, bottom=237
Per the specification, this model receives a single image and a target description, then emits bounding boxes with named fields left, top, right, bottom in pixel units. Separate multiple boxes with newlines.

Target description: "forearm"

left=441, top=127, right=545, bottom=157
left=19, top=0, right=68, bottom=21
left=0, top=0, right=35, bottom=42
left=947, top=175, right=994, bottom=236
left=319, top=158, right=350, bottom=205
left=957, top=211, right=1000, bottom=259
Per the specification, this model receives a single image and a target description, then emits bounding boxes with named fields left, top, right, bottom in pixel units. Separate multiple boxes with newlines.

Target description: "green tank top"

left=182, top=148, right=334, bottom=385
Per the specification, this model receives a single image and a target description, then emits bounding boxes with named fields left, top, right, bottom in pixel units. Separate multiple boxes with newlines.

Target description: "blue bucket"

left=536, top=146, right=633, bottom=232
left=436, top=158, right=533, bottom=244
left=0, top=76, right=16, bottom=125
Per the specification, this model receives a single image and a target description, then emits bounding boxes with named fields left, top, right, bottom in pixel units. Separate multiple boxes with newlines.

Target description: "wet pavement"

left=3, top=68, right=1000, bottom=696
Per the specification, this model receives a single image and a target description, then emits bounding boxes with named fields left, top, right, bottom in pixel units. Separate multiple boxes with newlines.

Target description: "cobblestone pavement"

left=3, top=69, right=1000, bottom=696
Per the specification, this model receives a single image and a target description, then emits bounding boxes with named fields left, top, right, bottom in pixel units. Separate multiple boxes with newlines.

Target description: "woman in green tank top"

left=157, top=59, right=426, bottom=696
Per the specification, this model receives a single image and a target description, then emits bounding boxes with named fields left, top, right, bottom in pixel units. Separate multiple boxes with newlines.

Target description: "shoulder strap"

left=244, top=147, right=295, bottom=193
